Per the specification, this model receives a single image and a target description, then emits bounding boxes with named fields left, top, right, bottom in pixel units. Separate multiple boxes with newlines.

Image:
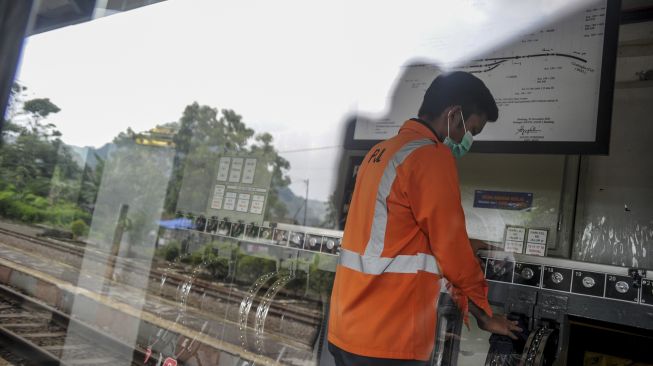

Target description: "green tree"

left=22, top=98, right=61, bottom=138
left=77, top=153, right=105, bottom=212
left=0, top=83, right=86, bottom=227
left=2, top=83, right=27, bottom=137
left=0, top=85, right=74, bottom=195
left=163, top=102, right=290, bottom=221
left=321, top=193, right=338, bottom=229
left=251, top=132, right=291, bottom=220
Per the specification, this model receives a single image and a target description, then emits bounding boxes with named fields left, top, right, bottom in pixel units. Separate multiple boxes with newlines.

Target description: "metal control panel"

left=479, top=251, right=653, bottom=365
left=481, top=251, right=651, bottom=307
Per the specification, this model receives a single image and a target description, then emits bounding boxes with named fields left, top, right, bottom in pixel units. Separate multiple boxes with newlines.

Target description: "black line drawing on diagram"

left=458, top=52, right=590, bottom=74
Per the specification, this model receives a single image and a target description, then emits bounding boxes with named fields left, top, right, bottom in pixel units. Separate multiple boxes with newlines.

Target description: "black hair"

left=418, top=71, right=498, bottom=122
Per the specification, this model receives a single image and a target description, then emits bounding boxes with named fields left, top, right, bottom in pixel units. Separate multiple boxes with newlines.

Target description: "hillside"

left=277, top=186, right=329, bottom=228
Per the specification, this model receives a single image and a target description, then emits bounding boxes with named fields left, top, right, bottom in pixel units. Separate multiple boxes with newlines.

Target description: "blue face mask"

left=443, top=111, right=473, bottom=159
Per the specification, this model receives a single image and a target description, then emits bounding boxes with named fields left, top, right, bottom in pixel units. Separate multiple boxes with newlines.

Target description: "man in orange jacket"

left=328, top=71, right=522, bottom=365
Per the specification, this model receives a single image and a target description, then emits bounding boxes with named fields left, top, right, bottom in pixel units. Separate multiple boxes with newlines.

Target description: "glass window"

left=1, top=1, right=651, bottom=366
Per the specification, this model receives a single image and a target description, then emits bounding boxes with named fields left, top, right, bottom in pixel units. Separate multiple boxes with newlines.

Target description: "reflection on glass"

left=1, top=0, right=619, bottom=365
left=0, top=76, right=340, bottom=365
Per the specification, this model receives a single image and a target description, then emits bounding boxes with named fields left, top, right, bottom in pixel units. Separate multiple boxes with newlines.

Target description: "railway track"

left=0, top=227, right=87, bottom=259
left=0, top=226, right=323, bottom=327
left=0, top=283, right=151, bottom=366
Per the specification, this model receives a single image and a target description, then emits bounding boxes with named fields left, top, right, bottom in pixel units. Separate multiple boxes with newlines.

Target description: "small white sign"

left=505, top=240, right=525, bottom=253
left=229, top=158, right=244, bottom=183
left=236, top=193, right=251, bottom=212
left=223, top=192, right=237, bottom=211
left=211, top=184, right=226, bottom=209
left=527, top=229, right=548, bottom=245
left=505, top=226, right=526, bottom=241
left=525, top=243, right=546, bottom=256
left=525, top=228, right=548, bottom=256
left=241, top=158, right=257, bottom=184
left=217, top=157, right=231, bottom=181
left=250, top=195, right=265, bottom=214
left=211, top=198, right=222, bottom=210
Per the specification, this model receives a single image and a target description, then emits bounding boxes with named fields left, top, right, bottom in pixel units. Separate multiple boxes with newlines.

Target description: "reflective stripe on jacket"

left=328, top=119, right=492, bottom=361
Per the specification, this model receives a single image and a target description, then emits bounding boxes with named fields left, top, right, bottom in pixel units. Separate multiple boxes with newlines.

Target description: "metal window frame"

left=0, top=0, right=35, bottom=134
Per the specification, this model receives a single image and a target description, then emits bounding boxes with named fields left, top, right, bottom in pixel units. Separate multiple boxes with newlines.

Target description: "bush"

left=24, top=194, right=48, bottom=209
left=189, top=250, right=204, bottom=265
left=15, top=201, right=46, bottom=222
left=236, top=255, right=276, bottom=284
left=44, top=202, right=89, bottom=227
left=199, top=244, right=230, bottom=278
left=179, top=244, right=230, bottom=279
left=0, top=188, right=89, bottom=228
left=70, top=219, right=89, bottom=239
left=156, top=241, right=181, bottom=262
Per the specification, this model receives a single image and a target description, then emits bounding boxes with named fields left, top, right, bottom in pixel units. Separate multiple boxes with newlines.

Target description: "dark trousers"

left=328, top=342, right=429, bottom=366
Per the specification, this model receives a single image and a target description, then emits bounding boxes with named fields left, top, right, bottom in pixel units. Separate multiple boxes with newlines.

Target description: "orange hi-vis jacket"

left=328, top=119, right=492, bottom=361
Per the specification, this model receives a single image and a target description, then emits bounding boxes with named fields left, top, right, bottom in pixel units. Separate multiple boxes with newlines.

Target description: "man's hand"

left=476, top=314, right=523, bottom=340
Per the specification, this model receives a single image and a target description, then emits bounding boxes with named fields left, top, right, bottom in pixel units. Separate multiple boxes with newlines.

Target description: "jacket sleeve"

left=401, top=146, right=493, bottom=321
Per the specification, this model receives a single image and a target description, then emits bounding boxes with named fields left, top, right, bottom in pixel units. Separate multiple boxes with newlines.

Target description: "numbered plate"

left=571, top=270, right=605, bottom=297
left=486, top=259, right=514, bottom=283
left=542, top=266, right=572, bottom=292
left=513, top=262, right=542, bottom=287
left=605, top=274, right=639, bottom=303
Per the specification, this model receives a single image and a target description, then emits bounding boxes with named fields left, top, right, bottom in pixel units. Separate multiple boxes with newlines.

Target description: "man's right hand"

left=476, top=314, right=523, bottom=340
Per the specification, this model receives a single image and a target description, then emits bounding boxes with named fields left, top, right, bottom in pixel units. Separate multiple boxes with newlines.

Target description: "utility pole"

left=303, top=179, right=309, bottom=226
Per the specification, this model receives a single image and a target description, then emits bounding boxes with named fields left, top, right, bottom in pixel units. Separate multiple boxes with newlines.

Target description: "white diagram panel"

left=352, top=0, right=616, bottom=153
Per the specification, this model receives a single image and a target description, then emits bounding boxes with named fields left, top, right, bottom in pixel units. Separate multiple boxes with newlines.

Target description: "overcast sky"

left=15, top=0, right=592, bottom=201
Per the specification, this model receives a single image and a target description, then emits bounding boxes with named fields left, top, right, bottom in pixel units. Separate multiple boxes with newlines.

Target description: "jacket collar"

left=399, top=119, right=442, bottom=143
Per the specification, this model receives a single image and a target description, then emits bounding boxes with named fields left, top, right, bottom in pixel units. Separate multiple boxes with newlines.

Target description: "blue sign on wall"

left=474, top=190, right=533, bottom=210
